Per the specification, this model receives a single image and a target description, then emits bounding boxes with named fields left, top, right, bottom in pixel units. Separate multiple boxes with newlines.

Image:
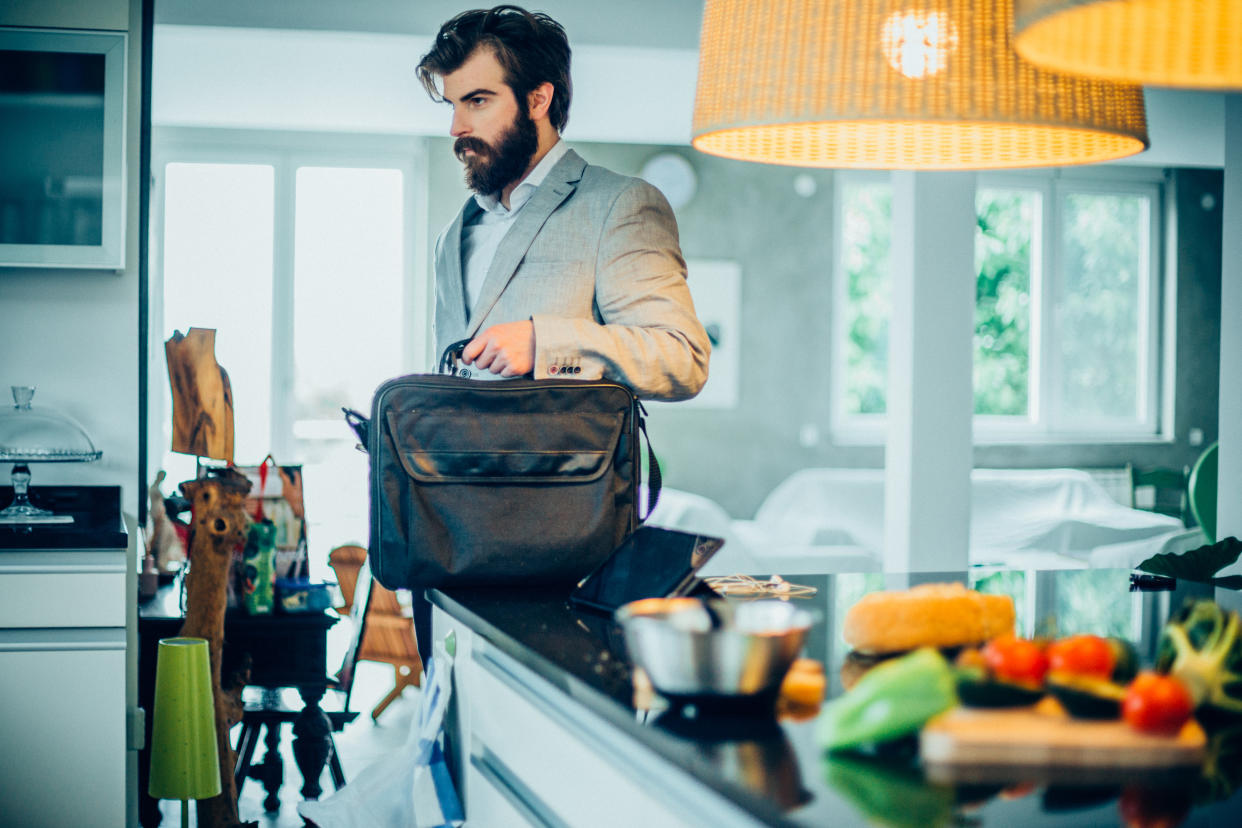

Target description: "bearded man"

left=416, top=4, right=710, bottom=397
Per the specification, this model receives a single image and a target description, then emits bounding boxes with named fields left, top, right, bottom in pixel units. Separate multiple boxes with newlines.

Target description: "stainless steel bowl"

left=615, top=597, right=814, bottom=707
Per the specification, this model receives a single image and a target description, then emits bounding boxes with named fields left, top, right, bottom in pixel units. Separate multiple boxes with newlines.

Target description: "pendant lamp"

left=691, top=0, right=1149, bottom=169
left=1014, top=0, right=1242, bottom=88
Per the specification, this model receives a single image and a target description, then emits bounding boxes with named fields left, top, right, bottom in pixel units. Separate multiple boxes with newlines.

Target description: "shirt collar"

left=473, top=139, right=569, bottom=216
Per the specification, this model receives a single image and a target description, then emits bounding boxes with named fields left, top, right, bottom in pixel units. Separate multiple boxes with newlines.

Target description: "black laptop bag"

left=344, top=343, right=659, bottom=591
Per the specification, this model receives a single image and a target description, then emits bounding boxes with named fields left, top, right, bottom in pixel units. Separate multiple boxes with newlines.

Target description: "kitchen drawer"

left=0, top=570, right=127, bottom=628
left=465, top=749, right=547, bottom=827
left=468, top=640, right=758, bottom=828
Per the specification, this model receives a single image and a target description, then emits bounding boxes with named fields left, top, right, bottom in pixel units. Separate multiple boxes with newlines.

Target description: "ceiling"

left=153, top=0, right=707, bottom=50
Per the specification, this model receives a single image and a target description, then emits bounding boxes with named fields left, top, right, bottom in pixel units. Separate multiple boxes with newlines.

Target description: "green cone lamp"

left=148, top=637, right=221, bottom=828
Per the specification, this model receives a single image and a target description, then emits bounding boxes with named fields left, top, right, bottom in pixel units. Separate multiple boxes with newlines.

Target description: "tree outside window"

left=834, top=172, right=1160, bottom=441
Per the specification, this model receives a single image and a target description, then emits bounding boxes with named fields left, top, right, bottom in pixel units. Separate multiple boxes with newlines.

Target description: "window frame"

left=830, top=171, right=892, bottom=445
left=831, top=167, right=1168, bottom=445
left=148, top=126, right=428, bottom=466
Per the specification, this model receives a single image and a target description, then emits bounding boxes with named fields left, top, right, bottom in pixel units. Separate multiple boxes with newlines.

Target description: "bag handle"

left=342, top=407, right=369, bottom=452
left=438, top=339, right=474, bottom=376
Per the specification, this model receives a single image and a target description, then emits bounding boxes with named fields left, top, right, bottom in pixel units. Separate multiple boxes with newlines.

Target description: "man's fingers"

left=460, top=323, right=533, bottom=376
left=461, top=338, right=484, bottom=364
left=473, top=346, right=496, bottom=370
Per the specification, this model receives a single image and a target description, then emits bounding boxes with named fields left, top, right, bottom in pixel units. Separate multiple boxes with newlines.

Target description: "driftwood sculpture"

left=167, top=328, right=235, bottom=462
left=145, top=470, right=185, bottom=572
left=179, top=469, right=253, bottom=828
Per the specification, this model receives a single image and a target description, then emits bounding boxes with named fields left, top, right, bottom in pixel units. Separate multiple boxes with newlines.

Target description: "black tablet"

left=569, top=525, right=725, bottom=615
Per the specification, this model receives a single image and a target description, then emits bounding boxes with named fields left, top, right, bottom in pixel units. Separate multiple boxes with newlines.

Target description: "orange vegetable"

left=781, top=659, right=826, bottom=707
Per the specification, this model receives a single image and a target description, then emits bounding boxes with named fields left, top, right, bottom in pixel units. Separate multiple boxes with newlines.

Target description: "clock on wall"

left=639, top=152, right=697, bottom=210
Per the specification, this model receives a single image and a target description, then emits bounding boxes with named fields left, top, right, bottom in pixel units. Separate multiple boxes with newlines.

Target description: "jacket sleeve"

left=529, top=179, right=710, bottom=400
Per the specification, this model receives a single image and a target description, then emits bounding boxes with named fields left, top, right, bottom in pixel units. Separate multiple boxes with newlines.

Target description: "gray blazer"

left=432, top=149, right=710, bottom=401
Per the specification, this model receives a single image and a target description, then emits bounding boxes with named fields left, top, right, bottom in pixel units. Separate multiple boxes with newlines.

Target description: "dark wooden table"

left=137, top=580, right=340, bottom=824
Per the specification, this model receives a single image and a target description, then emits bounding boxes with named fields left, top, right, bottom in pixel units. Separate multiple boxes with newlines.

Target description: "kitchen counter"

left=0, top=485, right=128, bottom=548
left=430, top=568, right=1242, bottom=827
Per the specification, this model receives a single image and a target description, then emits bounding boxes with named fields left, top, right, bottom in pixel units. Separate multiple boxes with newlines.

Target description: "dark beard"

left=454, top=106, right=539, bottom=196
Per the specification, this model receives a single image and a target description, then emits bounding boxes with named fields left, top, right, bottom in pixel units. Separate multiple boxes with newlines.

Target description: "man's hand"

left=462, top=320, right=535, bottom=377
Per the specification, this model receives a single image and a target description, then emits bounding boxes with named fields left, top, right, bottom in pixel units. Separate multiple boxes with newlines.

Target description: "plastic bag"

left=297, top=641, right=462, bottom=828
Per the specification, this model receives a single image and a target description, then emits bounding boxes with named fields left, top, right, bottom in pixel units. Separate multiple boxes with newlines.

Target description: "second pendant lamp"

left=691, top=0, right=1149, bottom=169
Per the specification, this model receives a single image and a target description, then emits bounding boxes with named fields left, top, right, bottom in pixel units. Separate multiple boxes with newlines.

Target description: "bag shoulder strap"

left=637, top=402, right=661, bottom=520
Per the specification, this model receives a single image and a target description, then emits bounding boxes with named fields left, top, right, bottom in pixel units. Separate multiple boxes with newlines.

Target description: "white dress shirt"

left=460, top=139, right=570, bottom=319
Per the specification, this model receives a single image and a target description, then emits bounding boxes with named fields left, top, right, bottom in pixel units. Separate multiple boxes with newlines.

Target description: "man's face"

left=442, top=48, right=538, bottom=195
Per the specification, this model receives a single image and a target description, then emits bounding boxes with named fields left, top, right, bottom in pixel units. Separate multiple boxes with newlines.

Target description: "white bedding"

left=645, top=468, right=1196, bottom=576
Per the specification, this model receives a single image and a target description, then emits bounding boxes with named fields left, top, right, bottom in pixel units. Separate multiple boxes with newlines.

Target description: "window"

left=150, top=131, right=425, bottom=567
left=833, top=170, right=1163, bottom=442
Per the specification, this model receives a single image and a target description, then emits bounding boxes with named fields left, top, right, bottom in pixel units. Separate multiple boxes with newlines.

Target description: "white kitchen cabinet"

left=0, top=487, right=134, bottom=828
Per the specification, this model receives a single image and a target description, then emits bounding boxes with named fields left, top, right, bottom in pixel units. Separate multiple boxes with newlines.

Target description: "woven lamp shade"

left=691, top=0, right=1149, bottom=169
left=1015, top=0, right=1242, bottom=88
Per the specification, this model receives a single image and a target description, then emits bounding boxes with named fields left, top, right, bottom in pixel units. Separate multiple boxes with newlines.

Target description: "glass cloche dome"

left=0, top=386, right=102, bottom=523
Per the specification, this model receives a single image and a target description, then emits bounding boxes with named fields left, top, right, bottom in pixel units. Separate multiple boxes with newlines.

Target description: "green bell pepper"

left=818, top=647, right=958, bottom=751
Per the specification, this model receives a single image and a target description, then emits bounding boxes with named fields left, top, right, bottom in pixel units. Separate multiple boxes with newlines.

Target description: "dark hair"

left=416, top=5, right=572, bottom=132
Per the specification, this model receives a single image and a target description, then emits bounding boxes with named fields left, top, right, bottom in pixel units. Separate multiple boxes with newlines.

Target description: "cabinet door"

left=0, top=647, right=126, bottom=827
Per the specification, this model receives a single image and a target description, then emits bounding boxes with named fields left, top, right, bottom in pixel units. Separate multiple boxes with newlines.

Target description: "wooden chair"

left=328, top=545, right=422, bottom=721
left=1126, top=463, right=1190, bottom=525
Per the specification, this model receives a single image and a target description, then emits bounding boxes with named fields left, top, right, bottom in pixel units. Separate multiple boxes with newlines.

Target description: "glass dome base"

left=0, top=463, right=74, bottom=525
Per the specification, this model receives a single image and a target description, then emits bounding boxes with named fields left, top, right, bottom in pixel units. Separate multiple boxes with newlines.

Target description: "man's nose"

left=450, top=109, right=469, bottom=137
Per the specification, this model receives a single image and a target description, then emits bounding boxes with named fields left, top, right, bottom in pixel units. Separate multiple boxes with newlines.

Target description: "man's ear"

left=526, top=81, right=554, bottom=121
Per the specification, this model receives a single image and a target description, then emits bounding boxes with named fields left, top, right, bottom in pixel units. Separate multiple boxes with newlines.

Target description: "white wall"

left=0, top=0, right=142, bottom=517
left=152, top=24, right=699, bottom=145
left=151, top=24, right=1226, bottom=166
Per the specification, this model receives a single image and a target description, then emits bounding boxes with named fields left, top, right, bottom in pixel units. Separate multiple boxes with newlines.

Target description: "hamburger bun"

left=843, top=582, right=1015, bottom=655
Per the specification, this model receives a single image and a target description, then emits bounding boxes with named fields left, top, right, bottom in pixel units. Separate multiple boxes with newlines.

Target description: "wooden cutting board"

left=920, top=698, right=1206, bottom=769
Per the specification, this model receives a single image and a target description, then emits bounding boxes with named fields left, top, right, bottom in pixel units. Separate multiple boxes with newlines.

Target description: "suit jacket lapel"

left=466, top=150, right=587, bottom=337
left=437, top=200, right=472, bottom=342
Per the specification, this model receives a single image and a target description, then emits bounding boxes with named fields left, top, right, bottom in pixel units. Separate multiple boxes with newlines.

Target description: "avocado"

left=955, top=666, right=1045, bottom=708
left=1046, top=672, right=1126, bottom=719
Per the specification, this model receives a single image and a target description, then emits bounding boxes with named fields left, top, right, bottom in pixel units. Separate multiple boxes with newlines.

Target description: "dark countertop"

left=0, top=485, right=127, bottom=549
left=431, top=569, right=1242, bottom=827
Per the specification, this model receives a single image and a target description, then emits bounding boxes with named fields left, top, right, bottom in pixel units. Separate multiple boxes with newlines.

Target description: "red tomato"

left=1047, top=634, right=1116, bottom=679
left=982, top=635, right=1049, bottom=687
left=1122, top=672, right=1194, bottom=736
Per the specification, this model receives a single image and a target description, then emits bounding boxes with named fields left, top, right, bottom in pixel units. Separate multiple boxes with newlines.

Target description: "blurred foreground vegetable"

left=818, top=648, right=957, bottom=751
left=824, top=751, right=955, bottom=828
left=1154, top=600, right=1242, bottom=716
left=1123, top=672, right=1194, bottom=735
